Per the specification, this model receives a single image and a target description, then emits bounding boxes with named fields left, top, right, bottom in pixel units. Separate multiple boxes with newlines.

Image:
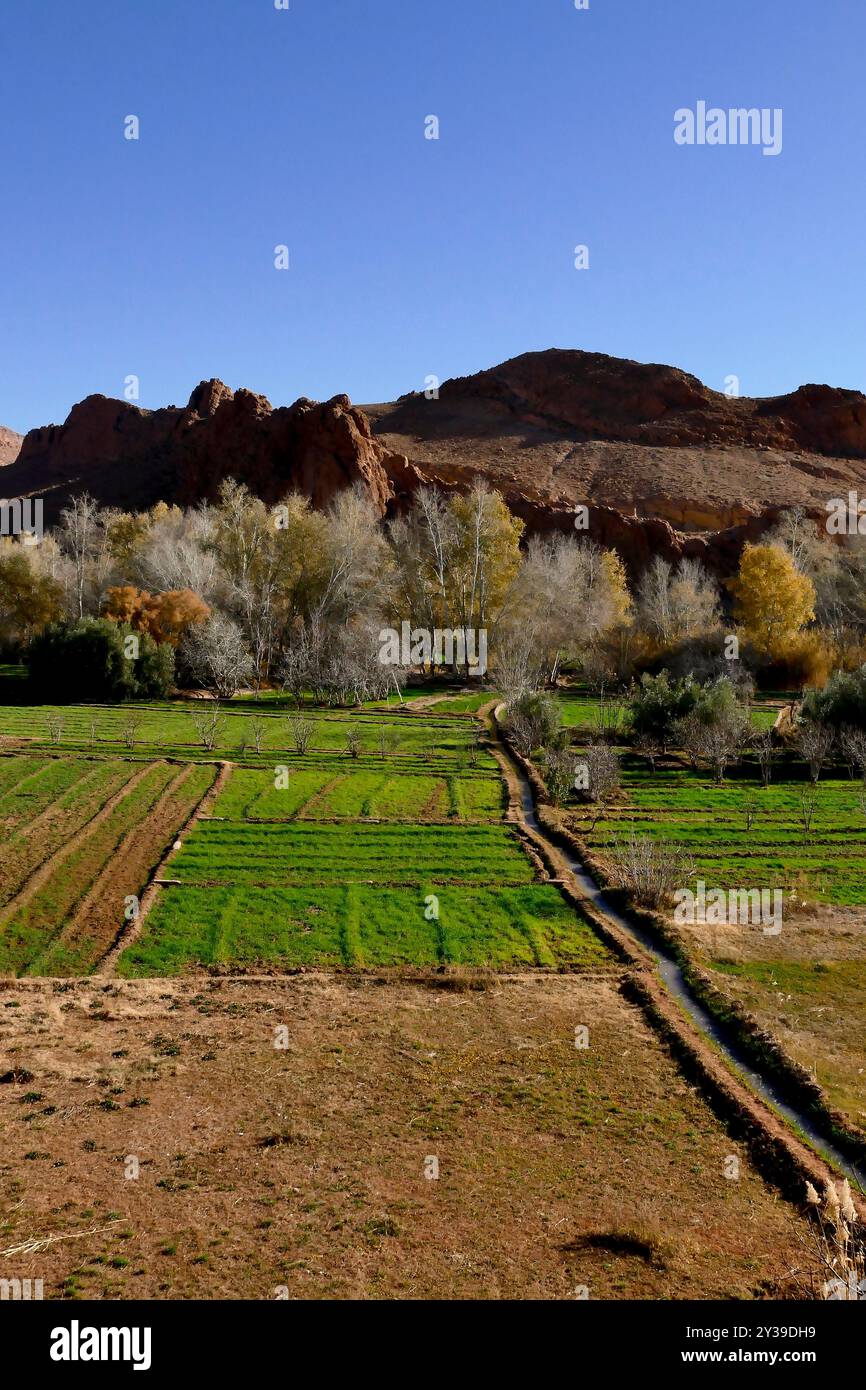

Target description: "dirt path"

left=96, top=761, right=231, bottom=975
left=401, top=693, right=455, bottom=712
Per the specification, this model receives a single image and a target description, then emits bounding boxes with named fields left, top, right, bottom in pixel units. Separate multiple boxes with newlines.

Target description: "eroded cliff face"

left=6, top=382, right=402, bottom=519
left=7, top=349, right=866, bottom=575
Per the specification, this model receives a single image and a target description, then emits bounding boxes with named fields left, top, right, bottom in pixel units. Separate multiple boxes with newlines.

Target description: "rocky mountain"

left=0, top=425, right=22, bottom=467
left=5, top=383, right=404, bottom=519
left=7, top=350, right=866, bottom=574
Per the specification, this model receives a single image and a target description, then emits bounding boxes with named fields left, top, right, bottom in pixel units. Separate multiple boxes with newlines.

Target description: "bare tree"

left=839, top=726, right=866, bottom=782
left=120, top=710, right=143, bottom=751
left=285, top=716, right=316, bottom=755
left=753, top=729, right=777, bottom=788
left=800, top=788, right=817, bottom=841
left=46, top=714, right=64, bottom=746
left=377, top=725, right=399, bottom=760
left=345, top=727, right=362, bottom=759
left=703, top=720, right=745, bottom=784
left=636, top=555, right=720, bottom=647
left=575, top=741, right=621, bottom=804
left=633, top=731, right=661, bottom=773
left=190, top=705, right=227, bottom=753
left=466, top=727, right=483, bottom=769
left=675, top=711, right=705, bottom=770
left=59, top=493, right=104, bottom=618
left=248, top=715, right=268, bottom=755
left=798, top=721, right=835, bottom=785
left=180, top=613, right=254, bottom=699
left=608, top=832, right=695, bottom=909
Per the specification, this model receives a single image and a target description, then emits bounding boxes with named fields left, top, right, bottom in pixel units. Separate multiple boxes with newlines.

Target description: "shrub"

left=629, top=672, right=698, bottom=752
left=802, top=664, right=866, bottom=730
left=505, top=690, right=562, bottom=755
left=543, top=746, right=576, bottom=806
left=27, top=618, right=173, bottom=702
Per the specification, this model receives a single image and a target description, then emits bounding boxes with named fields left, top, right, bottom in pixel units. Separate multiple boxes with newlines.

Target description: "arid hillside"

left=6, top=349, right=866, bottom=573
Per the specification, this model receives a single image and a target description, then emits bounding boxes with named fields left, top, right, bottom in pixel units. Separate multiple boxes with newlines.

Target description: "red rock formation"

left=6, top=350, right=866, bottom=576
left=5, top=382, right=402, bottom=521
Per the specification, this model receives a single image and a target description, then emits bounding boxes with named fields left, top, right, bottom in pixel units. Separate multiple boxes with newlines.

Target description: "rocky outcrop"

left=7, top=350, right=866, bottom=577
left=5, top=381, right=402, bottom=520
left=0, top=425, right=23, bottom=467
left=378, top=349, right=866, bottom=455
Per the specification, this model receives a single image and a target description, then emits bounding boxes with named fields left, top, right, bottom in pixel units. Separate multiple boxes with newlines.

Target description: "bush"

left=27, top=618, right=174, bottom=702
left=629, top=672, right=698, bottom=751
left=802, top=664, right=866, bottom=730
left=542, top=746, right=575, bottom=805
left=505, top=690, right=562, bottom=755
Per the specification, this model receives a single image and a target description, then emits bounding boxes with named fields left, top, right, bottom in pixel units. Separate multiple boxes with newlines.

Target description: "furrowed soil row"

left=0, top=763, right=155, bottom=933
left=97, top=761, right=231, bottom=975
left=31, top=765, right=203, bottom=975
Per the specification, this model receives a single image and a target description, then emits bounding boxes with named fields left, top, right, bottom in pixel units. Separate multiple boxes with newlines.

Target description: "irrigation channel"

left=501, top=727, right=865, bottom=1193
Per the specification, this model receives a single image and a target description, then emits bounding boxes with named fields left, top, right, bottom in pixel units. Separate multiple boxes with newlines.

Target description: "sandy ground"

left=0, top=972, right=816, bottom=1301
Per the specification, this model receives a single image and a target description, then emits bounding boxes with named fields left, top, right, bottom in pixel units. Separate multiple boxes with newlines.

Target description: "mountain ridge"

left=5, top=349, right=866, bottom=573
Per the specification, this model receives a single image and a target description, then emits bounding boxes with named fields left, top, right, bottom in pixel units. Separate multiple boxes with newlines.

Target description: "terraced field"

left=577, top=758, right=866, bottom=905
left=120, top=716, right=606, bottom=973
left=0, top=699, right=481, bottom=768
left=558, top=690, right=784, bottom=732
left=0, top=754, right=215, bottom=975
left=559, top=706, right=866, bottom=1137
left=0, top=693, right=606, bottom=976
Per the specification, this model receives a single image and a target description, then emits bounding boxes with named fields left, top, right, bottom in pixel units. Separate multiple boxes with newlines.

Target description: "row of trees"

left=2, top=483, right=866, bottom=701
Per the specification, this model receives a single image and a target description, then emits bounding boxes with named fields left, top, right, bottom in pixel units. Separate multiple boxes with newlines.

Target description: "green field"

left=555, top=702, right=866, bottom=1136
left=573, top=756, right=866, bottom=905
left=557, top=688, right=785, bottom=733
left=117, top=883, right=608, bottom=973
left=0, top=699, right=489, bottom=769
left=0, top=688, right=608, bottom=975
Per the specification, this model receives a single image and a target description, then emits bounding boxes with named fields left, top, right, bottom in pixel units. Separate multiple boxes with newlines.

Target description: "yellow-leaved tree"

left=730, top=542, right=816, bottom=657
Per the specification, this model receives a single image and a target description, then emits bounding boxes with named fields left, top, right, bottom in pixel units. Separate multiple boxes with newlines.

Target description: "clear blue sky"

left=1, top=0, right=863, bottom=433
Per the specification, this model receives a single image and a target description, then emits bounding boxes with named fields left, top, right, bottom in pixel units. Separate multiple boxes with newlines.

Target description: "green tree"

left=27, top=619, right=173, bottom=702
